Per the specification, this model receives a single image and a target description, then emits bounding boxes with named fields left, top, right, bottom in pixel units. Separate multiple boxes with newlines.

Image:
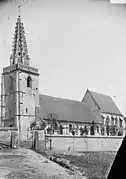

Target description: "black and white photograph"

left=0, top=0, right=126, bottom=178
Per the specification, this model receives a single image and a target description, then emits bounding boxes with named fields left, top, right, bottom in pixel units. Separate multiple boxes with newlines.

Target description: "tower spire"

left=18, top=4, right=21, bottom=17
left=10, top=5, right=30, bottom=66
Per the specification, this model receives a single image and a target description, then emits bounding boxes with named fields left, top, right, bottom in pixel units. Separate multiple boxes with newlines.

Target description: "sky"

left=110, top=0, right=126, bottom=3
left=0, top=0, right=126, bottom=115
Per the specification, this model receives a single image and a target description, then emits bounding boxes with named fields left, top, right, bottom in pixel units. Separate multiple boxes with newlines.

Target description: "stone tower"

left=1, top=15, right=39, bottom=140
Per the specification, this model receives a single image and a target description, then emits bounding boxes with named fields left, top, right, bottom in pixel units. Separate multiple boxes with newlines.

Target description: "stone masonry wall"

left=0, top=129, right=18, bottom=147
left=45, top=135, right=123, bottom=152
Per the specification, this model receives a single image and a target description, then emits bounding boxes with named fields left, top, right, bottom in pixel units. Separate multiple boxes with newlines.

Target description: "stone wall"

left=45, top=135, right=124, bottom=152
left=0, top=130, right=11, bottom=144
left=0, top=128, right=18, bottom=146
left=1, top=72, right=17, bottom=127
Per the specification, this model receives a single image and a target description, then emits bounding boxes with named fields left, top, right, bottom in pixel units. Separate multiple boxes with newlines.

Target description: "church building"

left=0, top=15, right=125, bottom=140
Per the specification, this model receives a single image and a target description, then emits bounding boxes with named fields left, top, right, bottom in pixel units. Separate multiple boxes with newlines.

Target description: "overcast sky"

left=0, top=0, right=126, bottom=115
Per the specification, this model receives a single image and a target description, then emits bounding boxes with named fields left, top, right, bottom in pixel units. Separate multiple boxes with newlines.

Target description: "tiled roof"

left=89, top=90, right=123, bottom=116
left=37, top=94, right=101, bottom=124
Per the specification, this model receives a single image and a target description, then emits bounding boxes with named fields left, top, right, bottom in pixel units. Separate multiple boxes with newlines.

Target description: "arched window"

left=106, top=116, right=110, bottom=126
left=119, top=118, right=122, bottom=128
left=115, top=117, right=118, bottom=126
left=27, top=76, right=32, bottom=88
left=111, top=117, right=115, bottom=126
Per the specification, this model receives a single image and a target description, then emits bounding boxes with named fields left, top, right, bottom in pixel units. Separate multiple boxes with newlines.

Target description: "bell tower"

left=1, top=9, right=39, bottom=140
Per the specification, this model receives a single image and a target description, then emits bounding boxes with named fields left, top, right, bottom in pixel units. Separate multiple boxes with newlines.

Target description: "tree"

left=79, top=127, right=84, bottom=136
left=79, top=126, right=88, bottom=136
left=84, top=125, right=88, bottom=135
left=90, top=121, right=95, bottom=135
left=106, top=125, right=110, bottom=136
left=109, top=125, right=117, bottom=136
left=44, top=113, right=60, bottom=134
left=101, top=125, right=105, bottom=136
left=30, top=120, right=47, bottom=130
left=72, top=130, right=75, bottom=136
left=30, top=106, right=47, bottom=130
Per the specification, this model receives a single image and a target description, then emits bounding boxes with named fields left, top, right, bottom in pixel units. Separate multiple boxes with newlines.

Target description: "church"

left=0, top=14, right=125, bottom=140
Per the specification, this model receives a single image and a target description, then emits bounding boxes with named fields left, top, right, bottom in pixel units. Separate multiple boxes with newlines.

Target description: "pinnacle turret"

left=10, top=15, right=30, bottom=66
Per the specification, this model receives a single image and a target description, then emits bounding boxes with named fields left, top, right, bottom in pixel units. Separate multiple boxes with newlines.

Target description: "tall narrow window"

left=26, top=108, right=28, bottom=113
left=106, top=116, right=110, bottom=126
left=115, top=117, right=118, bottom=126
left=119, top=118, right=122, bottom=128
left=111, top=117, right=114, bottom=126
left=9, top=76, right=13, bottom=90
left=27, top=76, right=32, bottom=88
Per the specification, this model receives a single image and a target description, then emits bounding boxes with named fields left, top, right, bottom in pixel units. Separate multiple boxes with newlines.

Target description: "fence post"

left=32, top=130, right=35, bottom=149
left=50, top=137, right=52, bottom=150
left=73, top=136, right=74, bottom=154
left=45, top=135, right=46, bottom=150
left=34, top=130, right=37, bottom=149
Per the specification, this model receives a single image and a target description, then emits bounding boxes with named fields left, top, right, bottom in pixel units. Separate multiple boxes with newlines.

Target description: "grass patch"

left=59, top=152, right=116, bottom=179
left=33, top=148, right=116, bottom=179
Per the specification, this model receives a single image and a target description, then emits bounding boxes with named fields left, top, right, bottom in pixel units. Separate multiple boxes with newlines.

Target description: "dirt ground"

left=0, top=148, right=86, bottom=179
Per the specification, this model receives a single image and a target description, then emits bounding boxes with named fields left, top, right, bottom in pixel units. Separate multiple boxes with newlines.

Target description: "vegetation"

left=30, top=106, right=48, bottom=130
left=34, top=146, right=116, bottom=179
left=59, top=152, right=115, bottom=179
left=44, top=113, right=60, bottom=134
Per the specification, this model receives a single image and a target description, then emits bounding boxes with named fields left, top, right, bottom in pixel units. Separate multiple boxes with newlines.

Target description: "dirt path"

left=0, top=148, right=85, bottom=179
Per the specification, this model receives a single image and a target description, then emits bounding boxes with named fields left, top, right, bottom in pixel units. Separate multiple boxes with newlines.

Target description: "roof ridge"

left=39, top=94, right=78, bottom=102
left=38, top=93, right=101, bottom=123
left=39, top=93, right=91, bottom=106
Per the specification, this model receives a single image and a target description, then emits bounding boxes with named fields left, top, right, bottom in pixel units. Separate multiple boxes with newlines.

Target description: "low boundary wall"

left=0, top=128, right=18, bottom=147
left=45, top=135, right=124, bottom=152
left=0, top=129, right=123, bottom=152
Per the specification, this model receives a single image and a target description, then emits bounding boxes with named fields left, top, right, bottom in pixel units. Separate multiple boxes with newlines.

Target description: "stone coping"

left=0, top=127, right=18, bottom=131
left=46, top=134, right=124, bottom=139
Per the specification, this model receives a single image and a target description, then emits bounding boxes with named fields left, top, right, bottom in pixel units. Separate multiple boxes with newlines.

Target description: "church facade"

left=0, top=15, right=125, bottom=140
